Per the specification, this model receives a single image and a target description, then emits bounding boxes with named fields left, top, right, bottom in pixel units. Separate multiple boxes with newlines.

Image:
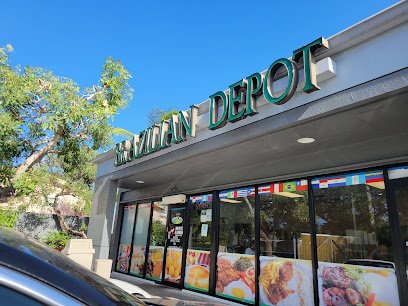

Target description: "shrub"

left=42, top=231, right=70, bottom=250
left=0, top=210, right=18, bottom=228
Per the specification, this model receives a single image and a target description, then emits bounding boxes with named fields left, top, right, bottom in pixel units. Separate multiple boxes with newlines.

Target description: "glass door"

left=185, top=194, right=213, bottom=293
left=129, top=203, right=151, bottom=277
left=146, top=202, right=168, bottom=281
left=387, top=166, right=408, bottom=305
left=163, top=204, right=187, bottom=287
left=116, top=204, right=136, bottom=273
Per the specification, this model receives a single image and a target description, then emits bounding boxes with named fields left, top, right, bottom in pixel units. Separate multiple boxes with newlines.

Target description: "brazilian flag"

left=283, top=181, right=296, bottom=192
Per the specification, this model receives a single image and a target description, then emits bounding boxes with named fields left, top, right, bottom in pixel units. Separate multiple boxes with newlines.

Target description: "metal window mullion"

left=254, top=185, right=260, bottom=306
left=209, top=190, right=219, bottom=296
left=308, top=179, right=320, bottom=306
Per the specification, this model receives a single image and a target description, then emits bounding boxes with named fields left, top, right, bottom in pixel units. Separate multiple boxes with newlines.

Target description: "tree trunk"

left=53, top=193, right=87, bottom=239
left=261, top=229, right=273, bottom=256
left=13, top=128, right=62, bottom=182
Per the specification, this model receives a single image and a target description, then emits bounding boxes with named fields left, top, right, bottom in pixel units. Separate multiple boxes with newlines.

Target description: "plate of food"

left=130, top=246, right=145, bottom=275
left=216, top=253, right=256, bottom=303
left=185, top=265, right=210, bottom=291
left=318, top=262, right=399, bottom=306
left=164, top=248, right=183, bottom=282
left=259, top=257, right=313, bottom=306
left=146, top=246, right=164, bottom=280
left=223, top=280, right=254, bottom=301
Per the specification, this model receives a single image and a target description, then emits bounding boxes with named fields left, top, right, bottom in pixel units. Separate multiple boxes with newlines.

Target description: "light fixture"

left=135, top=180, right=144, bottom=184
left=297, top=137, right=315, bottom=144
left=220, top=199, right=242, bottom=204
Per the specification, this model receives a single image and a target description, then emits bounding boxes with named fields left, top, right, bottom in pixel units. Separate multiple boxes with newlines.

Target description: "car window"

left=0, top=285, right=44, bottom=306
left=0, top=228, right=144, bottom=306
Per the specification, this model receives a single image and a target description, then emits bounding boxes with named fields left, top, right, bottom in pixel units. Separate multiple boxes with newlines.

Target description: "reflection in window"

left=146, top=203, right=168, bottom=281
left=258, top=180, right=314, bottom=306
left=216, top=188, right=256, bottom=304
left=188, top=194, right=212, bottom=251
left=185, top=194, right=212, bottom=292
left=219, top=188, right=255, bottom=254
left=259, top=180, right=310, bottom=258
left=116, top=204, right=136, bottom=272
left=312, top=171, right=393, bottom=263
left=130, top=203, right=151, bottom=276
left=313, top=171, right=399, bottom=306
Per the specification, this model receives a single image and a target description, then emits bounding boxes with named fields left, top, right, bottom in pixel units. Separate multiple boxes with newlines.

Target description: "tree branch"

left=53, top=192, right=87, bottom=239
left=13, top=126, right=63, bottom=182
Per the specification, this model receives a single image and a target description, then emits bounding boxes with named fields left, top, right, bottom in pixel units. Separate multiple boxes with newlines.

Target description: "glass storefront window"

left=312, top=170, right=399, bottom=306
left=388, top=166, right=408, bottom=283
left=145, top=202, right=168, bottom=281
left=216, top=187, right=256, bottom=304
left=116, top=204, right=136, bottom=273
left=258, top=180, right=314, bottom=305
left=185, top=194, right=212, bottom=292
left=129, top=203, right=151, bottom=276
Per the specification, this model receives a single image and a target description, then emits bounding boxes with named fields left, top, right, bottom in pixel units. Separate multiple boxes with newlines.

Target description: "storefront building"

left=88, top=2, right=408, bottom=305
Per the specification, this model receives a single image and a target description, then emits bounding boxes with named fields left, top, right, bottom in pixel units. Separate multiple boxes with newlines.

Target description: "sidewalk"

left=111, top=272, right=239, bottom=306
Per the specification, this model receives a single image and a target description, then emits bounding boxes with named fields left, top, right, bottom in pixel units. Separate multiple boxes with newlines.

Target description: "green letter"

left=292, top=37, right=329, bottom=93
left=179, top=105, right=199, bottom=140
left=169, top=114, right=181, bottom=143
left=245, top=72, right=262, bottom=116
left=263, top=58, right=298, bottom=105
left=114, top=142, right=125, bottom=166
left=129, top=134, right=139, bottom=159
left=136, top=130, right=146, bottom=158
left=227, top=80, right=246, bottom=123
left=208, top=91, right=228, bottom=130
left=159, top=120, right=170, bottom=149
left=148, top=124, right=161, bottom=153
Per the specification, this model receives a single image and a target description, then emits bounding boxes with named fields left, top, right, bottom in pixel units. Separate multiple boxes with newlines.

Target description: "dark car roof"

left=0, top=227, right=144, bottom=306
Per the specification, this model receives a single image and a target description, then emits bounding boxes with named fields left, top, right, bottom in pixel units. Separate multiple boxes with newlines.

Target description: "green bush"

left=42, top=231, right=70, bottom=250
left=0, top=210, right=18, bottom=228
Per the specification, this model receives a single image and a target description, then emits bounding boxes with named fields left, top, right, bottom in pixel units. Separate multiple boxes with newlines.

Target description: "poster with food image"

left=146, top=246, right=164, bottom=281
left=129, top=246, right=146, bottom=276
left=185, top=249, right=210, bottom=292
left=165, top=247, right=183, bottom=283
left=116, top=244, right=131, bottom=272
left=259, top=257, right=313, bottom=306
left=318, top=262, right=399, bottom=306
left=216, top=252, right=256, bottom=304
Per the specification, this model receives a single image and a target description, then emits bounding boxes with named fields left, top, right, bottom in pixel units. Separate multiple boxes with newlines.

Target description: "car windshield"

left=0, top=227, right=144, bottom=306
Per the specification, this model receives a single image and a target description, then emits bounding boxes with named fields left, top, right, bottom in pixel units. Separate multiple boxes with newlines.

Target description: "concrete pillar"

left=94, top=259, right=113, bottom=279
left=87, top=177, right=118, bottom=260
left=62, top=239, right=95, bottom=270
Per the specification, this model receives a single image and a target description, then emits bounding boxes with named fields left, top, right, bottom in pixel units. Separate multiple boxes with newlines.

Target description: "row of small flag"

left=188, top=171, right=386, bottom=202
left=258, top=180, right=308, bottom=194
left=190, top=194, right=213, bottom=203
left=311, top=171, right=384, bottom=189
left=219, top=188, right=255, bottom=199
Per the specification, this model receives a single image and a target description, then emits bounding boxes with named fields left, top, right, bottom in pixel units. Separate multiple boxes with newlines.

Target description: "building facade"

left=88, top=2, right=408, bottom=305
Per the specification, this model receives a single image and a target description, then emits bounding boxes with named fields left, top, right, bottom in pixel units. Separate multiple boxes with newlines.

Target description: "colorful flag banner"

left=312, top=170, right=384, bottom=189
left=258, top=180, right=308, bottom=195
left=219, top=187, right=255, bottom=199
left=190, top=194, right=213, bottom=203
left=388, top=166, right=408, bottom=180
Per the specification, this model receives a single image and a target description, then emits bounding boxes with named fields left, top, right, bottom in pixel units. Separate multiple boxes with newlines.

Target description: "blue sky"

left=1, top=0, right=397, bottom=134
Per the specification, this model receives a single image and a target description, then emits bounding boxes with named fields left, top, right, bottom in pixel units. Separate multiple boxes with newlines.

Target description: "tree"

left=147, top=108, right=178, bottom=126
left=0, top=45, right=133, bottom=237
left=0, top=45, right=132, bottom=184
left=259, top=192, right=309, bottom=256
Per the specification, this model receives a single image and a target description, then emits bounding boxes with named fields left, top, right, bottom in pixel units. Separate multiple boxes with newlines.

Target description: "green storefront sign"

left=115, top=37, right=328, bottom=166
